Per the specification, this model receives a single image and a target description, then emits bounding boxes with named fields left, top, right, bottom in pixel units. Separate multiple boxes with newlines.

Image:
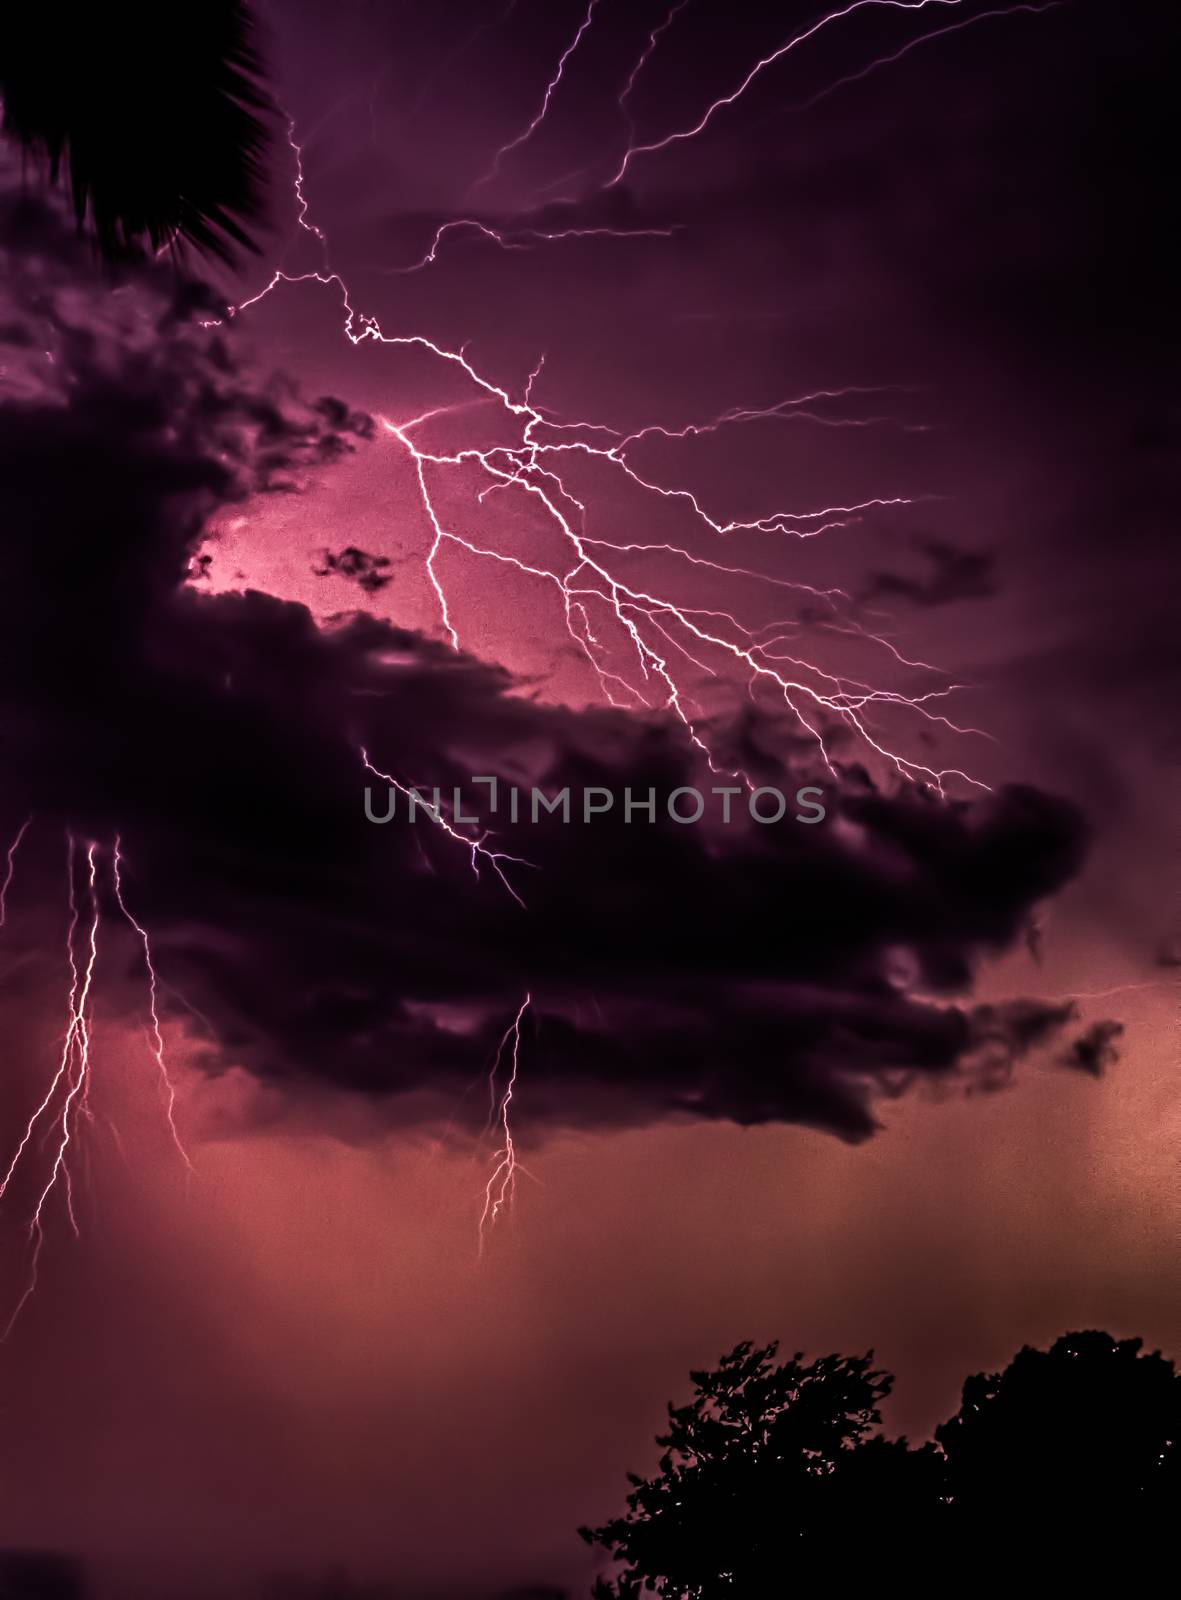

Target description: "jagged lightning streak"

left=478, top=992, right=531, bottom=1252
left=790, top=1, right=1062, bottom=112
left=386, top=217, right=678, bottom=273
left=360, top=748, right=534, bottom=906
left=0, top=814, right=33, bottom=928
left=2, top=834, right=197, bottom=1334
left=608, top=385, right=930, bottom=440
left=2, top=837, right=98, bottom=1340
left=476, top=0, right=601, bottom=187
left=620, top=0, right=690, bottom=113
left=0, top=837, right=81, bottom=1211
left=289, top=116, right=327, bottom=248
left=527, top=0, right=690, bottom=201
left=32, top=842, right=99, bottom=1230
left=606, top=0, right=967, bottom=185
left=111, top=838, right=194, bottom=1172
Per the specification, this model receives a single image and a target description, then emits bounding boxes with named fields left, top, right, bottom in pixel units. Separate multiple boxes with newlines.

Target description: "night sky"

left=0, top=2, right=1177, bottom=1596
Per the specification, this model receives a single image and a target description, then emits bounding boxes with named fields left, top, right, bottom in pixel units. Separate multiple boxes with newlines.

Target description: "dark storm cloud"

left=1059, top=1019, right=1124, bottom=1079
left=313, top=545, right=394, bottom=593
left=0, top=197, right=1096, bottom=1145
left=862, top=537, right=997, bottom=610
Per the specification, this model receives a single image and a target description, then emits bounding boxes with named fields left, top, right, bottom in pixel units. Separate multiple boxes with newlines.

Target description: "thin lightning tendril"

left=111, top=838, right=194, bottom=1172
left=476, top=0, right=601, bottom=186
left=0, top=814, right=33, bottom=928
left=360, top=749, right=534, bottom=906
left=384, top=217, right=679, bottom=274
left=621, top=0, right=690, bottom=112
left=790, top=2, right=1062, bottom=113
left=478, top=993, right=531, bottom=1251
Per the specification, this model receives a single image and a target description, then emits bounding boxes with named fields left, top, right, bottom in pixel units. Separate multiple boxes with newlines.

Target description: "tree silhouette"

left=937, top=1329, right=1180, bottom=1563
left=579, top=1340, right=937, bottom=1596
left=0, top=1, right=270, bottom=261
left=583, top=1330, right=1179, bottom=1594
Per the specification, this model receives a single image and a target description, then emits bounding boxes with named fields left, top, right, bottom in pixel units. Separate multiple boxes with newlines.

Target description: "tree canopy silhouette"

left=582, top=1330, right=1179, bottom=1595
left=579, top=1340, right=939, bottom=1596
left=0, top=1, right=271, bottom=261
left=937, top=1328, right=1181, bottom=1536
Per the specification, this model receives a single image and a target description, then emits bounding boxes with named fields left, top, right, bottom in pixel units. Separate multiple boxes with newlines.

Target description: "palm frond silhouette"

left=0, top=0, right=271, bottom=261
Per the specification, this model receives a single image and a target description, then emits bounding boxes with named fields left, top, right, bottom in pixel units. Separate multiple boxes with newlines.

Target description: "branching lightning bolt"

left=606, top=0, right=967, bottom=185
left=360, top=748, right=534, bottom=906
left=2, top=837, right=98, bottom=1339
left=1, top=834, right=193, bottom=1335
left=0, top=836, right=87, bottom=1216
left=218, top=76, right=1000, bottom=798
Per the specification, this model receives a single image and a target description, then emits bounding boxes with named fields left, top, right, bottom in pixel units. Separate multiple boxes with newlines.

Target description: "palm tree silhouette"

left=0, top=0, right=271, bottom=261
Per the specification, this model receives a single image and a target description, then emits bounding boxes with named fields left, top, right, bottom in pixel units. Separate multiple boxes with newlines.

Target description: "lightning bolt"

left=606, top=0, right=968, bottom=185
left=1043, top=980, right=1181, bottom=1005
left=620, top=0, right=691, bottom=114
left=111, top=838, right=194, bottom=1172
left=2, top=833, right=193, bottom=1335
left=384, top=217, right=678, bottom=274
left=476, top=0, right=602, bottom=187
left=290, top=117, right=327, bottom=248
left=790, top=1, right=1062, bottom=113
left=2, top=837, right=99, bottom=1340
left=0, top=835, right=87, bottom=1213
left=360, top=748, right=534, bottom=906
left=527, top=0, right=691, bottom=202
left=478, top=992, right=531, bottom=1252
left=0, top=813, right=33, bottom=929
